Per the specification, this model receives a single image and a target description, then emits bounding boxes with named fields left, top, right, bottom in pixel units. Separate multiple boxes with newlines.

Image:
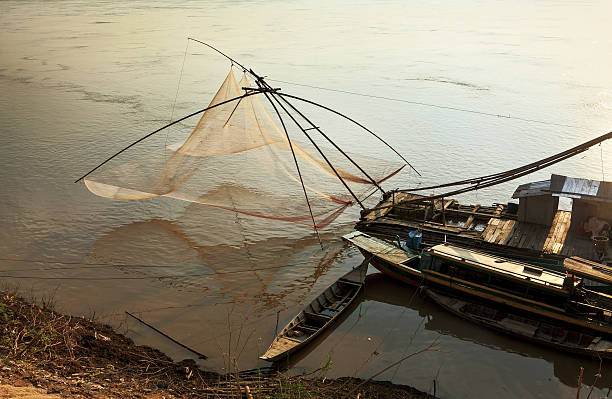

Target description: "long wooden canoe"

left=425, top=288, right=612, bottom=359
left=260, top=260, right=368, bottom=362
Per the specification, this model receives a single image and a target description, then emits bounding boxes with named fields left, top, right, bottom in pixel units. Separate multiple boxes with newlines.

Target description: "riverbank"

left=0, top=291, right=434, bottom=398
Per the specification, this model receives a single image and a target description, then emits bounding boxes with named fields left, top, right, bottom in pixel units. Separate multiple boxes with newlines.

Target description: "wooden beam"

left=463, top=205, right=481, bottom=229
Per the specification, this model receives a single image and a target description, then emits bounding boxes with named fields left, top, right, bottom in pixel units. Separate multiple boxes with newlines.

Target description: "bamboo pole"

left=74, top=90, right=264, bottom=183
left=258, top=86, right=322, bottom=239
left=274, top=92, right=385, bottom=195
left=276, top=92, right=420, bottom=176
left=576, top=366, right=584, bottom=399
left=399, top=131, right=612, bottom=193
left=264, top=88, right=366, bottom=209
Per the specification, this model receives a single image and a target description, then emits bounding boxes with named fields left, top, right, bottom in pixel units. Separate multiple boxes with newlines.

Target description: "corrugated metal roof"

left=512, top=179, right=551, bottom=198
left=550, top=174, right=612, bottom=203
left=512, top=174, right=612, bottom=202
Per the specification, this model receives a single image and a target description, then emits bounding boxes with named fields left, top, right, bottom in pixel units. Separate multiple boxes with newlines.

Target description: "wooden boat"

left=358, top=171, right=612, bottom=267
left=425, top=288, right=612, bottom=359
left=344, top=230, right=612, bottom=336
left=342, top=231, right=422, bottom=286
left=259, top=260, right=368, bottom=362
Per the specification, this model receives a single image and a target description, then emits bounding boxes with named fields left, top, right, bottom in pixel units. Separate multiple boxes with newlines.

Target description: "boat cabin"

left=422, top=243, right=574, bottom=308
left=512, top=174, right=611, bottom=261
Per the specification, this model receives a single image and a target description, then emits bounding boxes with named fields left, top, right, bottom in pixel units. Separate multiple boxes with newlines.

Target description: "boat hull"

left=344, top=231, right=612, bottom=337
left=425, top=289, right=612, bottom=359
left=357, top=248, right=423, bottom=287
left=260, top=261, right=368, bottom=362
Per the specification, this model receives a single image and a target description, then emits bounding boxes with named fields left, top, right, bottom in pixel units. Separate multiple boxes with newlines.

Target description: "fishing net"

left=84, top=69, right=405, bottom=229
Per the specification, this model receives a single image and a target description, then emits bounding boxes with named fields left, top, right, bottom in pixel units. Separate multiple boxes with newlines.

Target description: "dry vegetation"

left=0, top=291, right=433, bottom=398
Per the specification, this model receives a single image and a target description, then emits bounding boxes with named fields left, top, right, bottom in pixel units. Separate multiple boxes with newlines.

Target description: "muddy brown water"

left=1, top=1, right=611, bottom=397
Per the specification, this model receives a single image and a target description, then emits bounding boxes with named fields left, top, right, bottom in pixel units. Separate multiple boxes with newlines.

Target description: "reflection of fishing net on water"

left=85, top=70, right=405, bottom=228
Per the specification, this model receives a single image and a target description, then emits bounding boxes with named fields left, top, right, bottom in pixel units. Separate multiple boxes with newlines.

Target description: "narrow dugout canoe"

left=260, top=260, right=368, bottom=362
left=425, top=288, right=612, bottom=359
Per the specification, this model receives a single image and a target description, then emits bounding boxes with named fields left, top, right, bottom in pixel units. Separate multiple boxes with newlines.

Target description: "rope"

left=601, top=143, right=606, bottom=181
left=267, top=78, right=587, bottom=130
left=0, top=257, right=324, bottom=278
left=164, top=38, right=190, bottom=156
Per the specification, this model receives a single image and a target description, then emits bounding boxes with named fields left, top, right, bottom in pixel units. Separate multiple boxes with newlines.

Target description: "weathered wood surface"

left=462, top=205, right=481, bottom=229
left=373, top=216, right=465, bottom=235
left=480, top=210, right=574, bottom=254
left=542, top=211, right=572, bottom=254
left=358, top=190, right=606, bottom=264
left=362, top=192, right=421, bottom=221
left=565, top=257, right=612, bottom=284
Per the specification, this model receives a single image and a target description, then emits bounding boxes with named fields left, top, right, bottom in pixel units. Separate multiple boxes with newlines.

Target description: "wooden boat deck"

left=480, top=210, right=599, bottom=260
left=359, top=191, right=607, bottom=265
left=362, top=192, right=455, bottom=222
left=343, top=231, right=416, bottom=265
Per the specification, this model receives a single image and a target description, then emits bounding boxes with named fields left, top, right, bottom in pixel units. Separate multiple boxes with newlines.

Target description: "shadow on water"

left=363, top=273, right=612, bottom=390
left=273, top=271, right=612, bottom=391
left=88, top=216, right=350, bottom=312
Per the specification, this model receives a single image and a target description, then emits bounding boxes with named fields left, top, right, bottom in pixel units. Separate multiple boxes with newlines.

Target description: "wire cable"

left=0, top=257, right=320, bottom=279
left=267, top=78, right=587, bottom=130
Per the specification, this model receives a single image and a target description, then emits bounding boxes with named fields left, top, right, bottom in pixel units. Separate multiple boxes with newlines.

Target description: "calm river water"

left=1, top=1, right=611, bottom=397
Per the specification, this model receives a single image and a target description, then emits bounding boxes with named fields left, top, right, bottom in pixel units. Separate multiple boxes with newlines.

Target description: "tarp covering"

left=85, top=70, right=404, bottom=228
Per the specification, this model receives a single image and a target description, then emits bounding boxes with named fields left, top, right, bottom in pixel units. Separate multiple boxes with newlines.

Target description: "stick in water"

left=125, top=311, right=207, bottom=359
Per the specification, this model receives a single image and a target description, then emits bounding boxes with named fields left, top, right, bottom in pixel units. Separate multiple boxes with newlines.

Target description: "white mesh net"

left=85, top=69, right=405, bottom=228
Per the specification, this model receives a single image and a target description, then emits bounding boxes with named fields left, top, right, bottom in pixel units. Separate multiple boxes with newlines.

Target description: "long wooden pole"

left=274, top=93, right=386, bottom=195
left=264, top=87, right=366, bottom=209
left=74, top=91, right=264, bottom=183
left=276, top=92, right=420, bottom=176
left=244, top=71, right=367, bottom=210
left=258, top=85, right=323, bottom=239
left=365, top=135, right=611, bottom=213
left=399, top=131, right=612, bottom=193
left=126, top=311, right=207, bottom=359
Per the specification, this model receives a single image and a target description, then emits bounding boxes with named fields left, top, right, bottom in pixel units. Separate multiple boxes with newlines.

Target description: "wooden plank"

left=480, top=221, right=495, bottom=241
left=526, top=225, right=543, bottom=250
left=498, top=220, right=513, bottom=244
left=423, top=222, right=462, bottom=233
left=499, top=220, right=517, bottom=245
left=521, top=224, right=535, bottom=249
left=507, top=223, right=524, bottom=247
left=546, top=211, right=572, bottom=254
left=550, top=212, right=567, bottom=248
left=543, top=211, right=561, bottom=253
left=482, top=218, right=501, bottom=242
left=558, top=211, right=571, bottom=244
left=491, top=220, right=509, bottom=244
left=543, top=211, right=563, bottom=253
left=517, top=225, right=531, bottom=248
left=463, top=205, right=481, bottom=229
left=554, top=211, right=568, bottom=238
left=373, top=216, right=463, bottom=234
left=488, top=223, right=502, bottom=243
left=535, top=225, right=549, bottom=251
left=363, top=192, right=418, bottom=221
left=498, top=220, right=516, bottom=245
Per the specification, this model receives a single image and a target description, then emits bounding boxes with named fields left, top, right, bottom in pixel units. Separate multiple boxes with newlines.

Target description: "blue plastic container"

left=407, top=231, right=422, bottom=249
